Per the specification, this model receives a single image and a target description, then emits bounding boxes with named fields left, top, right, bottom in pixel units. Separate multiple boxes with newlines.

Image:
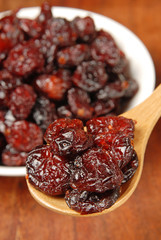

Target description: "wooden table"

left=0, top=0, right=161, bottom=239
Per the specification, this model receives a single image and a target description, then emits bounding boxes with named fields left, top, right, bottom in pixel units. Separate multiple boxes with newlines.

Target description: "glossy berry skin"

left=86, top=116, right=135, bottom=139
left=2, top=144, right=28, bottom=166
left=49, top=128, right=93, bottom=155
left=8, top=84, right=37, bottom=119
left=67, top=88, right=94, bottom=120
left=122, top=150, right=139, bottom=183
left=5, top=120, right=43, bottom=152
left=26, top=144, right=71, bottom=195
left=65, top=188, right=120, bottom=214
left=72, top=60, right=108, bottom=92
left=44, top=118, right=84, bottom=144
left=70, top=147, right=123, bottom=193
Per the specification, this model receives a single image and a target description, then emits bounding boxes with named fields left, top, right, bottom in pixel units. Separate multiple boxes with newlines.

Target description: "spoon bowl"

left=26, top=84, right=161, bottom=216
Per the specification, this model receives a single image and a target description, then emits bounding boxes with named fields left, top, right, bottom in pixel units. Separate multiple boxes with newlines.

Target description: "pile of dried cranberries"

left=26, top=117, right=138, bottom=214
left=0, top=1, right=138, bottom=168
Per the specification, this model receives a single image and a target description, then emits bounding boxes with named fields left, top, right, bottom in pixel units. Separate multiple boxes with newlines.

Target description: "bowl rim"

left=0, top=6, right=156, bottom=177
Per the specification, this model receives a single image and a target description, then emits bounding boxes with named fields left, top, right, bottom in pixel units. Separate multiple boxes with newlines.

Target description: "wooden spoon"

left=26, top=84, right=161, bottom=216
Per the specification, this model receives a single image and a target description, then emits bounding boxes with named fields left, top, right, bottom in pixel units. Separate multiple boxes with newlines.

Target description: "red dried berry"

left=50, top=128, right=93, bottom=155
left=34, top=70, right=71, bottom=100
left=67, top=88, right=93, bottom=120
left=71, top=16, right=96, bottom=42
left=57, top=105, right=73, bottom=119
left=70, top=147, right=123, bottom=192
left=19, top=19, right=43, bottom=38
left=8, top=84, right=37, bottom=119
left=44, top=118, right=84, bottom=144
left=57, top=44, right=90, bottom=67
left=4, top=40, right=44, bottom=76
left=5, top=120, right=43, bottom=152
left=86, top=116, right=135, bottom=139
left=26, top=144, right=71, bottom=195
left=91, top=30, right=120, bottom=66
left=32, top=96, right=57, bottom=132
left=65, top=188, right=120, bottom=214
left=122, top=150, right=139, bottom=183
left=42, top=17, right=77, bottom=47
left=72, top=60, right=108, bottom=92
left=2, top=144, right=28, bottom=166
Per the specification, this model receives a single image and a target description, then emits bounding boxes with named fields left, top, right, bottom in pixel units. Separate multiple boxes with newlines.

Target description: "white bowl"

left=0, top=7, right=155, bottom=177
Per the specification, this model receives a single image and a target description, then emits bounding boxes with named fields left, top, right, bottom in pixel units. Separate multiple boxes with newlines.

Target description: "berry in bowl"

left=0, top=2, right=155, bottom=176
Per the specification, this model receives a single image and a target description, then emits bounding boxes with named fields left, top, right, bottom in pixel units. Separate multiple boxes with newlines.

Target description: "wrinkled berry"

left=8, top=84, right=37, bottom=119
left=65, top=188, right=120, bottom=214
left=70, top=147, right=123, bottom=192
left=67, top=88, right=93, bottom=120
left=2, top=144, right=28, bottom=166
left=26, top=144, right=71, bottom=195
left=72, top=60, right=108, bottom=92
left=5, top=120, right=43, bottom=152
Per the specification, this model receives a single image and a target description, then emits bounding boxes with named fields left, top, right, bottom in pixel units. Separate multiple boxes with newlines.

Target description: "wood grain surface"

left=0, top=0, right=161, bottom=239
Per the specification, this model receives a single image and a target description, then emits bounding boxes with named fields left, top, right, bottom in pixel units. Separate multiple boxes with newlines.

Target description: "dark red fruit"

left=42, top=17, right=77, bottom=47
left=34, top=70, right=71, bottom=100
left=93, top=99, right=118, bottom=117
left=4, top=40, right=44, bottom=76
left=71, top=16, right=96, bottom=42
left=67, top=88, right=93, bottom=120
left=86, top=116, right=135, bottom=139
left=57, top=105, right=73, bottom=119
left=5, top=120, right=43, bottom=152
left=57, top=44, right=90, bottom=67
left=2, top=144, right=28, bottom=166
left=122, top=150, right=139, bottom=183
left=19, top=19, right=43, bottom=38
left=8, top=84, right=37, bottom=119
left=37, top=1, right=53, bottom=25
left=44, top=118, right=84, bottom=144
left=65, top=188, right=120, bottom=214
left=72, top=60, right=108, bottom=92
left=50, top=128, right=93, bottom=155
left=91, top=30, right=120, bottom=66
left=70, top=147, right=123, bottom=192
left=26, top=144, right=71, bottom=195
left=32, top=96, right=57, bottom=132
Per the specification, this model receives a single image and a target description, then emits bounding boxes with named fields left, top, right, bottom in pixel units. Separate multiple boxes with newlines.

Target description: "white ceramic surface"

left=0, top=7, right=155, bottom=177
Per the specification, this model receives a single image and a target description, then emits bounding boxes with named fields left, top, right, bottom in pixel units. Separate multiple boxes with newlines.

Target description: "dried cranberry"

left=86, top=116, right=135, bottom=139
left=70, top=147, right=123, bottom=192
left=65, top=188, right=120, bottom=214
left=91, top=30, right=120, bottom=66
left=42, top=18, right=77, bottom=47
left=67, top=88, right=93, bottom=120
left=44, top=118, right=84, bottom=144
left=72, top=61, right=108, bottom=92
left=2, top=144, right=27, bottom=166
left=57, top=105, right=73, bottom=119
left=34, top=70, right=71, bottom=101
left=37, top=1, right=53, bottom=25
left=4, top=40, right=44, bottom=76
left=122, top=150, right=139, bottom=183
left=57, top=44, right=90, bottom=67
left=8, top=84, right=37, bottom=119
left=93, top=99, right=118, bottom=117
left=26, top=144, right=71, bottom=195
left=5, top=120, right=43, bottom=152
left=32, top=96, right=57, bottom=132
left=0, top=109, right=16, bottom=133
left=50, top=128, right=93, bottom=155
left=71, top=16, right=96, bottom=42
left=19, top=19, right=43, bottom=38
